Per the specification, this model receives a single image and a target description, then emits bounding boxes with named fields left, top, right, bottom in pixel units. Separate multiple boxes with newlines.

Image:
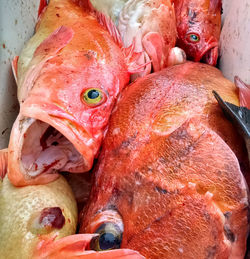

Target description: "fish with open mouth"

left=173, top=0, right=222, bottom=66
left=79, top=62, right=249, bottom=258
left=8, top=0, right=144, bottom=186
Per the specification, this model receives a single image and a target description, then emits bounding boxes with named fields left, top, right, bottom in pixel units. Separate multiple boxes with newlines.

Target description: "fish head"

left=175, top=0, right=222, bottom=66
left=8, top=23, right=130, bottom=186
left=79, top=65, right=248, bottom=258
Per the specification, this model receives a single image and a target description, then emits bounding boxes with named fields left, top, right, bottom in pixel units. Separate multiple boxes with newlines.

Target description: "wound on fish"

left=39, top=207, right=65, bottom=229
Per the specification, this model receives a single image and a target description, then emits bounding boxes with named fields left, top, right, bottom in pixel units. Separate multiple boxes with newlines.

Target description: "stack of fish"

left=1, top=0, right=250, bottom=258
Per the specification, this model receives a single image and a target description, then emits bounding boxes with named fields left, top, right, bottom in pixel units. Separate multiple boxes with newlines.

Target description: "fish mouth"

left=200, top=45, right=219, bottom=66
left=21, top=119, right=87, bottom=177
left=8, top=105, right=97, bottom=186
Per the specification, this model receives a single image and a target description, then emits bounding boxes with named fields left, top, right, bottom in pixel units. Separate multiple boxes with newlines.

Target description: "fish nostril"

left=29, top=207, right=65, bottom=235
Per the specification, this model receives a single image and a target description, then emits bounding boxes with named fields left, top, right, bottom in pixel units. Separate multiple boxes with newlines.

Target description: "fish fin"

left=235, top=76, right=250, bottom=109
left=11, top=56, right=19, bottom=83
left=167, top=47, right=187, bottom=67
left=34, top=234, right=144, bottom=258
left=38, top=0, right=49, bottom=18
left=209, top=0, right=222, bottom=11
left=142, top=32, right=164, bottom=72
left=0, top=149, right=8, bottom=180
left=123, top=39, right=152, bottom=74
left=34, top=26, right=74, bottom=58
left=94, top=11, right=123, bottom=47
left=19, top=26, right=74, bottom=102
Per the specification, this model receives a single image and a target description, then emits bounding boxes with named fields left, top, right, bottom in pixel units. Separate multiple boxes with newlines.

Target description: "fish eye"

left=186, top=33, right=200, bottom=43
left=81, top=88, right=106, bottom=107
left=90, top=222, right=123, bottom=251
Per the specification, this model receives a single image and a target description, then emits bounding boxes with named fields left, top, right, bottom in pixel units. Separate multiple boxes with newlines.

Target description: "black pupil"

left=191, top=34, right=198, bottom=41
left=88, top=89, right=99, bottom=99
left=99, top=232, right=120, bottom=250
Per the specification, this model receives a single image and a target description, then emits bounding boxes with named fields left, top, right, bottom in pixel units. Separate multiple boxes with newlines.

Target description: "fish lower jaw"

left=199, top=45, right=219, bottom=66
left=8, top=114, right=94, bottom=185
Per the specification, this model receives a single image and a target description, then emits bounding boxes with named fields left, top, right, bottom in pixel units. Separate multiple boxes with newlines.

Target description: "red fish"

left=79, top=62, right=249, bottom=258
left=8, top=0, right=143, bottom=186
left=173, top=0, right=222, bottom=65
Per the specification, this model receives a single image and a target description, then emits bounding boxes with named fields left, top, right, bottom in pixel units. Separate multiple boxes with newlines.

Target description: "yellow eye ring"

left=186, top=33, right=200, bottom=43
left=82, top=88, right=106, bottom=107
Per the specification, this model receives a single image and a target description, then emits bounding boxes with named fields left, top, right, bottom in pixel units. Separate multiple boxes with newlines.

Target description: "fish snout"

left=8, top=104, right=99, bottom=186
left=199, top=39, right=219, bottom=66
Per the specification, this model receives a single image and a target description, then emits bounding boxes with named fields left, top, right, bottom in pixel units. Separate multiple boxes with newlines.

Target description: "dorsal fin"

left=209, top=0, right=222, bottom=11
left=95, top=11, right=123, bottom=47
left=76, top=0, right=123, bottom=46
left=38, top=0, right=49, bottom=18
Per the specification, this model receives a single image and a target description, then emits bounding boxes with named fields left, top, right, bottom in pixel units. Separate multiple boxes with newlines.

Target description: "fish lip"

left=9, top=103, right=99, bottom=184
left=198, top=42, right=219, bottom=66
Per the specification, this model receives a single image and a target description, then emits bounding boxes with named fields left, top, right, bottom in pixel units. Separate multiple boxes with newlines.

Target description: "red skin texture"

left=173, top=0, right=222, bottom=65
left=80, top=63, right=249, bottom=259
left=8, top=0, right=130, bottom=186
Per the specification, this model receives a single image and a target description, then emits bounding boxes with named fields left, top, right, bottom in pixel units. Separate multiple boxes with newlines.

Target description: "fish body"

left=80, top=62, right=249, bottom=258
left=8, top=0, right=132, bottom=186
left=87, top=0, right=183, bottom=78
left=0, top=150, right=78, bottom=259
left=173, top=0, right=222, bottom=65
